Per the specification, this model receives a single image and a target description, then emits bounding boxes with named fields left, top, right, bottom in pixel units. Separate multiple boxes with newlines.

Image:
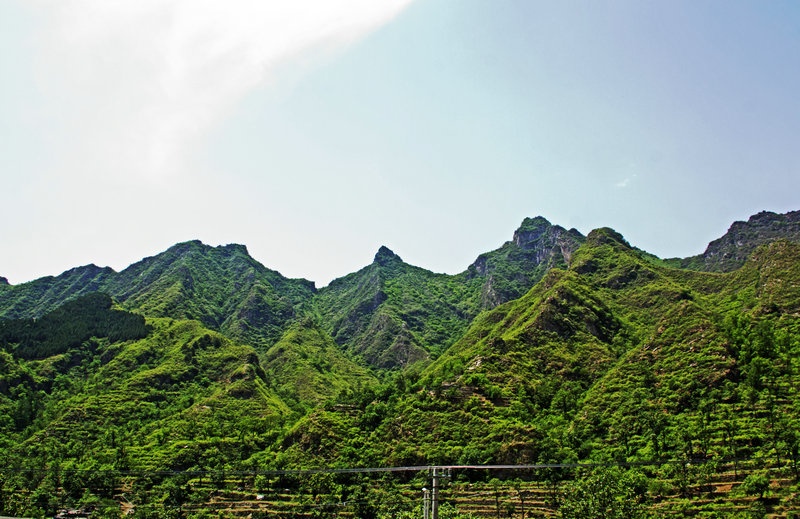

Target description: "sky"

left=1, top=1, right=799, bottom=287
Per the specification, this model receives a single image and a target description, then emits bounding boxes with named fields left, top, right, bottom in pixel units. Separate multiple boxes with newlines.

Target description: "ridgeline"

left=1, top=211, right=800, bottom=518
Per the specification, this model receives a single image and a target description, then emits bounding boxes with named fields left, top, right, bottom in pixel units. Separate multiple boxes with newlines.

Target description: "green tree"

left=740, top=472, right=770, bottom=500
left=558, top=468, right=648, bottom=519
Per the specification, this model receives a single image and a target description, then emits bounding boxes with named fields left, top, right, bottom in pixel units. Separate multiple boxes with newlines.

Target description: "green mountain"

left=0, top=292, right=149, bottom=360
left=0, top=264, right=115, bottom=320
left=311, top=217, right=585, bottom=370
left=271, top=223, right=800, bottom=515
left=1, top=210, right=800, bottom=518
left=287, top=228, right=701, bottom=467
left=463, top=216, right=585, bottom=308
left=262, top=318, right=378, bottom=407
left=0, top=241, right=315, bottom=349
left=104, top=241, right=316, bottom=348
left=0, top=311, right=291, bottom=511
left=312, top=246, right=478, bottom=369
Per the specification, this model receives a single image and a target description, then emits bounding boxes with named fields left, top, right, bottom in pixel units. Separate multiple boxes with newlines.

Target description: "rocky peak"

left=469, top=217, right=586, bottom=277
left=63, top=264, right=112, bottom=276
left=698, top=210, right=800, bottom=272
left=465, top=217, right=586, bottom=309
left=157, top=241, right=253, bottom=266
left=513, top=216, right=553, bottom=248
left=512, top=217, right=585, bottom=254
left=374, top=246, right=402, bottom=267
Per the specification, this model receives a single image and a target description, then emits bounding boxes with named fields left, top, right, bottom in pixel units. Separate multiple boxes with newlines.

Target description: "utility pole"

left=432, top=468, right=439, bottom=519
left=424, top=466, right=451, bottom=519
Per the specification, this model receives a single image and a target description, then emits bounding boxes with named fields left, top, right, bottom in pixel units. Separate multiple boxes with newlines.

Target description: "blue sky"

left=2, top=1, right=799, bottom=286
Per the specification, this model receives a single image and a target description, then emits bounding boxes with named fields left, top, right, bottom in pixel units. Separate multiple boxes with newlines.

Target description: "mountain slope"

left=0, top=264, right=115, bottom=320
left=106, top=241, right=316, bottom=348
left=670, top=209, right=800, bottom=272
left=312, top=217, right=585, bottom=370
left=283, top=228, right=800, bottom=476
left=2, top=210, right=800, bottom=516
left=577, top=239, right=800, bottom=472
left=462, top=216, right=585, bottom=308
left=0, top=292, right=149, bottom=360
left=0, top=316, right=292, bottom=513
left=356, top=229, right=647, bottom=465
left=0, top=241, right=316, bottom=349
left=262, top=319, right=378, bottom=407
left=312, top=246, right=473, bottom=369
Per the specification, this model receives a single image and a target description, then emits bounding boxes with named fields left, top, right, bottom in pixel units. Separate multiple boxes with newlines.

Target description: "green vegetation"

left=1, top=241, right=315, bottom=350
left=558, top=467, right=648, bottom=519
left=0, top=292, right=149, bottom=359
left=462, top=216, right=584, bottom=308
left=312, top=246, right=481, bottom=369
left=262, top=318, right=377, bottom=408
left=0, top=212, right=799, bottom=517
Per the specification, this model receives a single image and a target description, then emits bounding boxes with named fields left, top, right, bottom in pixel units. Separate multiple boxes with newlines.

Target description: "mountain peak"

left=220, top=243, right=249, bottom=256
left=692, top=209, right=800, bottom=272
left=161, top=240, right=251, bottom=260
left=513, top=216, right=553, bottom=247
left=164, top=240, right=206, bottom=257
left=374, top=246, right=402, bottom=266
left=585, top=227, right=632, bottom=249
left=517, top=216, right=552, bottom=230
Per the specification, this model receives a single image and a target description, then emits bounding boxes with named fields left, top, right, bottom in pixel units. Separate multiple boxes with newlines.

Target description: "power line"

left=0, top=457, right=785, bottom=477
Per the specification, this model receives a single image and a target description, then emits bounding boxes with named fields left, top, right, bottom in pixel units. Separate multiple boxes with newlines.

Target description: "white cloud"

left=615, top=173, right=638, bottom=189
left=31, top=0, right=413, bottom=185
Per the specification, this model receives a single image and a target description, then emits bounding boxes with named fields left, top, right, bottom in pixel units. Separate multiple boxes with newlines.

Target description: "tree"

left=558, top=468, right=648, bottom=519
left=740, top=472, right=770, bottom=500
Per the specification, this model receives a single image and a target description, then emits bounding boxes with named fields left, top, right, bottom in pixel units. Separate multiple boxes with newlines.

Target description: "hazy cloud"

left=616, top=173, right=638, bottom=189
left=32, top=0, right=413, bottom=185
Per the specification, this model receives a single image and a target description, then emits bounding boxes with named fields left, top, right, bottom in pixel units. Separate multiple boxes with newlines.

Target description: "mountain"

left=0, top=264, right=115, bottom=320
left=277, top=223, right=800, bottom=515
left=312, top=246, right=477, bottom=369
left=0, top=316, right=290, bottom=486
left=312, top=217, right=585, bottom=370
left=0, top=241, right=316, bottom=349
left=463, top=216, right=585, bottom=308
left=104, top=241, right=316, bottom=348
left=300, top=228, right=675, bottom=467
left=1, top=210, right=800, bottom=517
left=0, top=217, right=589, bottom=370
left=262, top=318, right=377, bottom=407
left=0, top=292, right=149, bottom=360
left=576, top=237, right=800, bottom=459
left=668, top=209, right=800, bottom=272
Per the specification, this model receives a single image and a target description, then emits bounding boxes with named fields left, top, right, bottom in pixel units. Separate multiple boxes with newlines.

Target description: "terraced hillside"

left=1, top=212, right=800, bottom=517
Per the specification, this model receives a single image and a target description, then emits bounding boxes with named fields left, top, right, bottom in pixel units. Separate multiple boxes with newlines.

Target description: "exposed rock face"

left=685, top=211, right=800, bottom=272
left=466, top=216, right=585, bottom=308
left=5, top=210, right=799, bottom=377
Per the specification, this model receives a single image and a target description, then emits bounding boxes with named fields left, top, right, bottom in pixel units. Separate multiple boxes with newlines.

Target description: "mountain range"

left=1, top=209, right=799, bottom=518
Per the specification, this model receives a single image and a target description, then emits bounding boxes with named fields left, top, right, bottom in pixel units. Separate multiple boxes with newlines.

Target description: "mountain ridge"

left=3, top=211, right=800, bottom=367
left=666, top=209, right=800, bottom=271
left=3, top=210, right=798, bottom=297
left=2, top=209, right=800, bottom=516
